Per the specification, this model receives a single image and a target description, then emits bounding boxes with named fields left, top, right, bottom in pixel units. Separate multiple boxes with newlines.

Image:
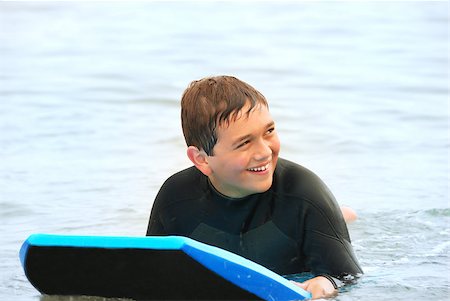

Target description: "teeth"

left=248, top=164, right=269, bottom=172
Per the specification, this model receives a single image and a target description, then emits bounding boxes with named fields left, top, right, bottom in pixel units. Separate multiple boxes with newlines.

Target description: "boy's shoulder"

left=164, top=165, right=202, bottom=183
left=157, top=165, right=207, bottom=202
left=275, top=158, right=348, bottom=238
left=162, top=165, right=206, bottom=189
left=275, top=158, right=322, bottom=184
left=274, top=158, right=335, bottom=204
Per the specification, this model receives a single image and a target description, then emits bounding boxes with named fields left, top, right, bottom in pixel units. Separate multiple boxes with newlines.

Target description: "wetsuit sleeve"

left=146, top=179, right=171, bottom=236
left=146, top=166, right=207, bottom=237
left=146, top=204, right=164, bottom=235
left=146, top=201, right=164, bottom=236
left=301, top=177, right=363, bottom=281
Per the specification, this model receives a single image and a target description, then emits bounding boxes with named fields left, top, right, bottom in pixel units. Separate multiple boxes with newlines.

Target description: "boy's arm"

left=295, top=198, right=361, bottom=299
left=340, top=206, right=358, bottom=223
left=146, top=209, right=164, bottom=236
left=291, top=170, right=362, bottom=299
left=293, top=276, right=338, bottom=299
left=146, top=186, right=168, bottom=236
left=301, top=196, right=363, bottom=282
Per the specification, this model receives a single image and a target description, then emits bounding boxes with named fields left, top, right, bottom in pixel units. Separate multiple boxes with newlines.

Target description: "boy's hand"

left=292, top=276, right=337, bottom=299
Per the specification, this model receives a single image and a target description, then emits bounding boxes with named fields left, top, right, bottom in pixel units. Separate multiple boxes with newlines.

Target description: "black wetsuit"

left=147, top=158, right=362, bottom=280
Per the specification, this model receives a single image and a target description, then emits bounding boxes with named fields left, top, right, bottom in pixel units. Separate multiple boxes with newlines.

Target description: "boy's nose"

left=253, top=139, right=272, bottom=161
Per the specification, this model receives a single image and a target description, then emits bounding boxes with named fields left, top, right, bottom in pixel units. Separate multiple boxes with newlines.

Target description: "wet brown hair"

left=181, top=75, right=268, bottom=155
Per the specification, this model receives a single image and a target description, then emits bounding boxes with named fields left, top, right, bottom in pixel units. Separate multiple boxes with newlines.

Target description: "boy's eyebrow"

left=231, top=121, right=275, bottom=146
left=232, top=134, right=252, bottom=146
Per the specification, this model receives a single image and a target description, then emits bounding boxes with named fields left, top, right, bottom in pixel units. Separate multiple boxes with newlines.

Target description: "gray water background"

left=0, top=1, right=448, bottom=300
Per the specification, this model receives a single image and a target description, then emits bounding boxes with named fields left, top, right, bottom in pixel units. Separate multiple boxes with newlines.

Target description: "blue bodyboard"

left=20, top=234, right=311, bottom=300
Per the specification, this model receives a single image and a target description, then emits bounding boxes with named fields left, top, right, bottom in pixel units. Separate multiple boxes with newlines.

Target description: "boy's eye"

left=266, top=127, right=275, bottom=134
left=236, top=140, right=250, bottom=149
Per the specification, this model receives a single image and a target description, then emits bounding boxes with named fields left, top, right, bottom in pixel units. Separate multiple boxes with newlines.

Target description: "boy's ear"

left=186, top=146, right=212, bottom=176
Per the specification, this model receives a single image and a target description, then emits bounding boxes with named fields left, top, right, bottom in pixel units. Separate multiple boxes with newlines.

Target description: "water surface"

left=0, top=2, right=448, bottom=300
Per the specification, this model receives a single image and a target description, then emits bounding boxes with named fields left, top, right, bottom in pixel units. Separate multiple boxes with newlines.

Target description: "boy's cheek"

left=272, top=134, right=281, bottom=152
left=234, top=156, right=252, bottom=170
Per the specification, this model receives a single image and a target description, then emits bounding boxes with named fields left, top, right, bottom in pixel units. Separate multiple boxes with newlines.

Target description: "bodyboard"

left=20, top=234, right=311, bottom=300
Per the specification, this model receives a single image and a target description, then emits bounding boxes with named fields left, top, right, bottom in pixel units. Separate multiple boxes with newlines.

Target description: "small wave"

left=283, top=272, right=314, bottom=283
left=426, top=240, right=450, bottom=257
left=0, top=201, right=34, bottom=218
left=424, top=208, right=450, bottom=217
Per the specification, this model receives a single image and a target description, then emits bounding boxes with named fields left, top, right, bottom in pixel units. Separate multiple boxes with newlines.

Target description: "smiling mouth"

left=247, top=163, right=270, bottom=172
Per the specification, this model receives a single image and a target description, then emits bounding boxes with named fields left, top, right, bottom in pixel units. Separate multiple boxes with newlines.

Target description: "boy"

left=146, top=76, right=363, bottom=299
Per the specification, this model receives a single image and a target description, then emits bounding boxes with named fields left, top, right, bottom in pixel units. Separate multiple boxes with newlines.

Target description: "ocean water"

left=0, top=1, right=448, bottom=300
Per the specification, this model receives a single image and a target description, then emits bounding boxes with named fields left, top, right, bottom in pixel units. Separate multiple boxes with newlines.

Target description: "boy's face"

left=206, top=103, right=280, bottom=198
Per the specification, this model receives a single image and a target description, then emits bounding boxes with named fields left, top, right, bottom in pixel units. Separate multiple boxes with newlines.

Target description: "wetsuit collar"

left=207, top=178, right=253, bottom=202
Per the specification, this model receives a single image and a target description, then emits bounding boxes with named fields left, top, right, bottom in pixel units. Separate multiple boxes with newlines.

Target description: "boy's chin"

left=248, top=181, right=273, bottom=195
